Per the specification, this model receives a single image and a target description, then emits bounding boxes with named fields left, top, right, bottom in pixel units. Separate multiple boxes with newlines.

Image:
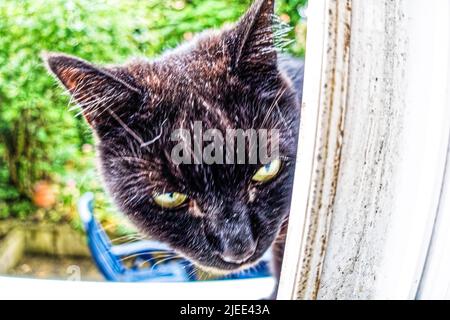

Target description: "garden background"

left=0, top=0, right=307, bottom=238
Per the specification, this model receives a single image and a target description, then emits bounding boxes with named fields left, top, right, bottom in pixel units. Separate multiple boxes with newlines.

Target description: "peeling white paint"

left=279, top=0, right=450, bottom=300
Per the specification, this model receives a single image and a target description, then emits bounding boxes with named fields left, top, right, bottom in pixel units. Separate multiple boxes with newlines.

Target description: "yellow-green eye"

left=153, top=192, right=188, bottom=209
left=252, top=159, right=282, bottom=183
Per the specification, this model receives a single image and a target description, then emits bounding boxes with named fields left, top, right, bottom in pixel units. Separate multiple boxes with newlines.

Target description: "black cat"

left=44, top=0, right=303, bottom=296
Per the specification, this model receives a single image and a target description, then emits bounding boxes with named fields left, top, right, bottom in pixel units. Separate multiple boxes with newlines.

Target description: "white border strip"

left=0, top=276, right=274, bottom=300
left=277, top=0, right=327, bottom=300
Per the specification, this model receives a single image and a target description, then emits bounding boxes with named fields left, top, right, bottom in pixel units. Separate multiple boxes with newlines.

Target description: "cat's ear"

left=229, top=0, right=277, bottom=77
left=43, top=52, right=141, bottom=128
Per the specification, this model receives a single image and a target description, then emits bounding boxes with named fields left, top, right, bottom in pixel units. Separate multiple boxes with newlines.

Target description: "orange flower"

left=33, top=181, right=56, bottom=209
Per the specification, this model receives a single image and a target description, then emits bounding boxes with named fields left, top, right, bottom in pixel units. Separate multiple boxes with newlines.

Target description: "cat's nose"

left=219, top=239, right=257, bottom=264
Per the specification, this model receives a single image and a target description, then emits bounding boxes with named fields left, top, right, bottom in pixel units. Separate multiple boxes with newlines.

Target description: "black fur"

left=45, top=0, right=303, bottom=282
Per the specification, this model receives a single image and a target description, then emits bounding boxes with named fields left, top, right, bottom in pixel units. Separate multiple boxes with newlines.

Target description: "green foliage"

left=0, top=0, right=307, bottom=223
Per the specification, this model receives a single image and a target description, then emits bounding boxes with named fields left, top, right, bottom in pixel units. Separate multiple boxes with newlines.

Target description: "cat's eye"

left=252, top=159, right=282, bottom=183
left=153, top=192, right=188, bottom=209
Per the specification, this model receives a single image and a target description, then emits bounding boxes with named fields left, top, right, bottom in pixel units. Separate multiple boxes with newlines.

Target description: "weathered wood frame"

left=279, top=0, right=450, bottom=300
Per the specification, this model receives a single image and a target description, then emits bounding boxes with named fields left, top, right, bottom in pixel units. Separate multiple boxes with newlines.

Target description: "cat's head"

left=44, top=0, right=300, bottom=274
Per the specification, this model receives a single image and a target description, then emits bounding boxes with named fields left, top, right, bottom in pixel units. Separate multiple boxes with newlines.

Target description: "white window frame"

left=278, top=0, right=450, bottom=300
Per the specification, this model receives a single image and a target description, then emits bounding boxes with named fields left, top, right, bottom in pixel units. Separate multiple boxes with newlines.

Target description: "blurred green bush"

left=0, top=0, right=307, bottom=225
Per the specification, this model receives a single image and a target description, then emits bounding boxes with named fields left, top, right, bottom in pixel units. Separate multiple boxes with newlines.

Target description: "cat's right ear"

left=42, top=52, right=142, bottom=128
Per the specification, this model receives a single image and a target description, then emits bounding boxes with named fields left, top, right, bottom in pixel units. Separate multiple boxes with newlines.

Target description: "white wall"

left=279, top=0, right=450, bottom=300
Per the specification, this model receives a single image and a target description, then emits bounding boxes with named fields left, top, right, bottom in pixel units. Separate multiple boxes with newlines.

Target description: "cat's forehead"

left=128, top=33, right=231, bottom=97
left=120, top=31, right=296, bottom=139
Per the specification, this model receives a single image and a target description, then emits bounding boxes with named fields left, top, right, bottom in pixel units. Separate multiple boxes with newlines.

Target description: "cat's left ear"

left=228, top=0, right=277, bottom=78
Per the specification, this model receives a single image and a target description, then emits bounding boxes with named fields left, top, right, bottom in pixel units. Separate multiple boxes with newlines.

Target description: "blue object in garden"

left=77, top=192, right=272, bottom=282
